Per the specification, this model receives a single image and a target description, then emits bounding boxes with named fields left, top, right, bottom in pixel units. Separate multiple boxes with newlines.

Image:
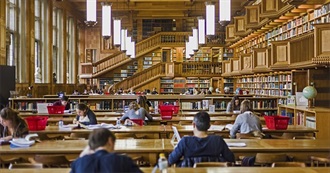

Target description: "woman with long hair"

left=0, top=108, right=29, bottom=141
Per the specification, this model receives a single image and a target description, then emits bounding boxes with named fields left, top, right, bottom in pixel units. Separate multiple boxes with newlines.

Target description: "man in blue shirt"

left=71, top=128, right=142, bottom=173
left=168, top=111, right=235, bottom=167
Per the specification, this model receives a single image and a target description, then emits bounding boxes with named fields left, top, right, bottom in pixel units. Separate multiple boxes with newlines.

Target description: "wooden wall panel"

left=314, top=24, right=330, bottom=60
left=134, top=78, right=160, bottom=93
left=309, top=68, right=330, bottom=108
left=240, top=53, right=253, bottom=74
left=253, top=48, right=271, bottom=72
left=271, top=40, right=290, bottom=69
left=231, top=58, right=240, bottom=76
left=221, top=60, right=231, bottom=77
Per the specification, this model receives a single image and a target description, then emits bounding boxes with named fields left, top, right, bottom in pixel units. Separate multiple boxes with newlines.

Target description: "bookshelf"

left=143, top=52, right=162, bottom=69
left=278, top=105, right=330, bottom=139
left=160, top=78, right=174, bottom=94
left=173, top=77, right=186, bottom=94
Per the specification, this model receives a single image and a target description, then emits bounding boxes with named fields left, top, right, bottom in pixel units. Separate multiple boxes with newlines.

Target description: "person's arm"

left=127, top=157, right=143, bottom=173
left=144, top=109, right=153, bottom=121
left=53, top=101, right=62, bottom=106
left=120, top=112, right=129, bottom=121
left=168, top=138, right=185, bottom=165
left=220, top=138, right=236, bottom=162
left=230, top=115, right=242, bottom=138
left=226, top=102, right=232, bottom=112
left=87, top=110, right=97, bottom=125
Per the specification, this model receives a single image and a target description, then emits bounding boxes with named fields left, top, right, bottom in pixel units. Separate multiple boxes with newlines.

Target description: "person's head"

left=88, top=128, right=116, bottom=152
left=153, top=87, right=157, bottom=91
left=240, top=100, right=253, bottom=113
left=129, top=101, right=139, bottom=111
left=76, top=103, right=89, bottom=116
left=0, top=107, right=20, bottom=128
left=136, top=96, right=146, bottom=105
left=60, top=96, right=69, bottom=106
left=232, top=96, right=240, bottom=106
left=193, top=111, right=211, bottom=132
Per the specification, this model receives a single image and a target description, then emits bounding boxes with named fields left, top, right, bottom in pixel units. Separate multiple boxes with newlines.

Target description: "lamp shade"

left=113, top=18, right=121, bottom=46
left=198, top=18, right=205, bottom=44
left=102, top=4, right=112, bottom=39
left=85, top=0, right=97, bottom=26
left=205, top=2, right=215, bottom=35
left=219, top=0, right=231, bottom=23
left=121, top=29, right=127, bottom=52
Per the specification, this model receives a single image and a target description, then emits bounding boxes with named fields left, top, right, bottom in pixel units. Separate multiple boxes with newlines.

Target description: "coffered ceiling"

left=66, top=0, right=255, bottom=20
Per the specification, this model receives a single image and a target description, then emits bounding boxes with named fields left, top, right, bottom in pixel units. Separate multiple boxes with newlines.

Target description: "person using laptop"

left=168, top=111, right=235, bottom=167
left=0, top=108, right=29, bottom=141
left=71, top=128, right=142, bottom=173
left=73, top=103, right=97, bottom=125
left=53, top=96, right=70, bottom=110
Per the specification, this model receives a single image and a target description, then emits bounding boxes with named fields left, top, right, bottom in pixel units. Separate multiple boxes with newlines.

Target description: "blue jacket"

left=71, top=150, right=142, bottom=173
left=168, top=135, right=235, bottom=167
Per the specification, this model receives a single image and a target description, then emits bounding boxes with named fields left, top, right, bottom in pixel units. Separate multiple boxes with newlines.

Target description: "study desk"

left=1, top=139, right=329, bottom=165
left=1, top=168, right=330, bottom=173
left=30, top=125, right=317, bottom=139
left=46, top=116, right=249, bottom=125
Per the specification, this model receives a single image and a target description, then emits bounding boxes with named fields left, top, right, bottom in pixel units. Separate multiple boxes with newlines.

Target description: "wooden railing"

left=174, top=62, right=222, bottom=77
left=83, top=32, right=225, bottom=78
left=114, top=63, right=166, bottom=90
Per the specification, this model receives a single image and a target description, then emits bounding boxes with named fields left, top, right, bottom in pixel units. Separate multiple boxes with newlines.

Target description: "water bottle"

left=116, top=118, right=121, bottom=127
left=59, top=120, right=63, bottom=128
left=158, top=153, right=168, bottom=173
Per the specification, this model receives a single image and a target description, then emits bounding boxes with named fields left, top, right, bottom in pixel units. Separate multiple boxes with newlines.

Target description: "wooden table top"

left=1, top=139, right=330, bottom=154
left=0, top=167, right=330, bottom=173
left=30, top=125, right=317, bottom=135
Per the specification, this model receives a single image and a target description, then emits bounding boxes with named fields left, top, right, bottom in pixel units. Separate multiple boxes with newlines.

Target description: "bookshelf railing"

left=174, top=62, right=222, bottom=77
left=114, top=63, right=166, bottom=90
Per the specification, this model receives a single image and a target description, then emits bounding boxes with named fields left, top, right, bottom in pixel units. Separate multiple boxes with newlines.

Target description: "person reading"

left=0, top=108, right=29, bottom=141
left=168, top=111, right=235, bottom=167
left=73, top=103, right=97, bottom=125
left=53, top=96, right=70, bottom=110
left=230, top=100, right=262, bottom=139
left=226, top=96, right=241, bottom=112
left=70, top=128, right=142, bottom=173
left=120, top=101, right=153, bottom=125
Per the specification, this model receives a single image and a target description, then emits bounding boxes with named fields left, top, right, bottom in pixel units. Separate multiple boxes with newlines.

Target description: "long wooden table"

left=30, top=125, right=317, bottom=139
left=19, top=111, right=240, bottom=118
left=1, top=167, right=330, bottom=173
left=1, top=139, right=329, bottom=165
left=46, top=116, right=258, bottom=125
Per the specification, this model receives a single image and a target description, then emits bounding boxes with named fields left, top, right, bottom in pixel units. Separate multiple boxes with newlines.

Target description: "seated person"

left=0, top=108, right=29, bottom=141
left=120, top=101, right=153, bottom=125
left=151, top=87, right=158, bottom=95
left=226, top=96, right=241, bottom=112
left=53, top=96, right=70, bottom=110
left=74, top=103, right=97, bottom=125
left=230, top=100, right=262, bottom=139
left=168, top=111, right=235, bottom=167
left=71, top=128, right=142, bottom=173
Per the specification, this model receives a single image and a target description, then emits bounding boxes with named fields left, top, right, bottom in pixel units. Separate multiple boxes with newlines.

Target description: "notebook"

left=37, top=103, right=52, bottom=114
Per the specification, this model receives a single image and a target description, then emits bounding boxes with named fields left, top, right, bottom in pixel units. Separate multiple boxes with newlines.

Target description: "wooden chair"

left=255, top=153, right=288, bottom=166
left=115, top=133, right=137, bottom=139
left=193, top=162, right=232, bottom=168
left=9, top=163, right=43, bottom=169
left=30, top=155, right=71, bottom=168
left=64, top=133, right=90, bottom=140
left=178, top=121, right=192, bottom=125
left=271, top=162, right=306, bottom=167
left=311, top=156, right=330, bottom=167
left=293, top=136, right=316, bottom=140
left=0, top=157, right=22, bottom=168
left=236, top=133, right=262, bottom=139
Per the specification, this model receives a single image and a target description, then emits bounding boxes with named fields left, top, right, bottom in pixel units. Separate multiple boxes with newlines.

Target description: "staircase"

left=114, top=62, right=166, bottom=90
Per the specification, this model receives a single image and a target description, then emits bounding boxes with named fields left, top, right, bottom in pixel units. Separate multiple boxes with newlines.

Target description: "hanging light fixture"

left=113, top=18, right=121, bottom=46
left=205, top=2, right=215, bottom=35
left=188, top=36, right=194, bottom=57
left=102, top=3, right=112, bottom=40
left=85, top=0, right=97, bottom=26
left=198, top=17, right=205, bottom=44
left=130, top=41, right=136, bottom=58
left=219, top=0, right=231, bottom=26
left=126, top=36, right=132, bottom=57
left=192, top=27, right=198, bottom=52
left=121, top=28, right=127, bottom=52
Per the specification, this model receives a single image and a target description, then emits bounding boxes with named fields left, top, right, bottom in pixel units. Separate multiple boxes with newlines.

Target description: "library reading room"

left=0, top=0, right=330, bottom=172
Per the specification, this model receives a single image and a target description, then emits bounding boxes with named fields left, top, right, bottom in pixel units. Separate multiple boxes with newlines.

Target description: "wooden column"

left=25, top=0, right=35, bottom=84
left=0, top=0, right=6, bottom=65
left=48, top=1, right=54, bottom=93
left=62, top=10, right=67, bottom=84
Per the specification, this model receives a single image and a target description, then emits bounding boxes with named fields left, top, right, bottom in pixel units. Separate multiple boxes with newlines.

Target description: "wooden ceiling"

left=65, top=0, right=255, bottom=20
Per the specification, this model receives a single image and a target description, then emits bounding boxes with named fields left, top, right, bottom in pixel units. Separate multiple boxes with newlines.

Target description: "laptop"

left=37, top=103, right=52, bottom=114
left=171, top=126, right=182, bottom=147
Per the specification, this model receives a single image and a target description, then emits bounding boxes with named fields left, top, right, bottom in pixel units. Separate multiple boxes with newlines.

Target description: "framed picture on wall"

left=296, top=92, right=308, bottom=106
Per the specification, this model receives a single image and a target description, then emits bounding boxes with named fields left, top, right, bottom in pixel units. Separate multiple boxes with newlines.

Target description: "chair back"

left=271, top=162, right=306, bottom=167
left=177, top=156, right=225, bottom=167
left=9, top=163, right=43, bottom=169
left=193, top=162, right=231, bottom=168
left=311, top=156, right=330, bottom=167
left=34, top=155, right=71, bottom=168
left=115, top=133, right=136, bottom=139
left=255, top=153, right=288, bottom=166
